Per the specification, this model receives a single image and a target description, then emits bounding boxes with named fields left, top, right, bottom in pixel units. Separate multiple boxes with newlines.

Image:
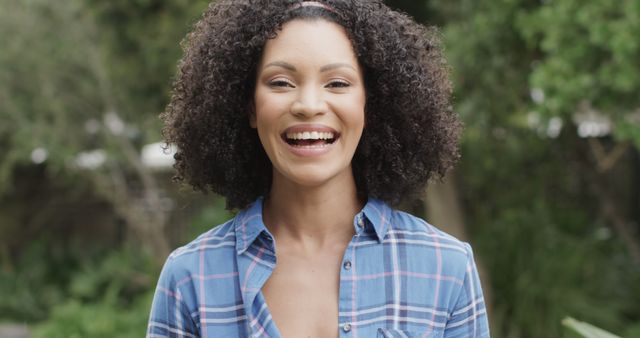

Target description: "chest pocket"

left=376, top=328, right=443, bottom=338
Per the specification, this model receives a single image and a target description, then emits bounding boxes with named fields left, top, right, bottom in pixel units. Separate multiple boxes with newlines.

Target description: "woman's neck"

left=263, top=170, right=363, bottom=251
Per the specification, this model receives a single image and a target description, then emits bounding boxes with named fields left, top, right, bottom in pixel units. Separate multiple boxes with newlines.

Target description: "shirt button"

left=342, top=323, right=352, bottom=332
left=357, top=217, right=364, bottom=227
left=343, top=260, right=352, bottom=270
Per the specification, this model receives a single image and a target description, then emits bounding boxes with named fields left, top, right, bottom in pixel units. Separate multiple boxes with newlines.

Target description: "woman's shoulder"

left=385, top=207, right=475, bottom=272
left=366, top=202, right=487, bottom=323
left=160, top=218, right=238, bottom=278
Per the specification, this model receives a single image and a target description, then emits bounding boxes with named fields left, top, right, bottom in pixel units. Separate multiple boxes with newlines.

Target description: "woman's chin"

left=273, top=165, right=353, bottom=191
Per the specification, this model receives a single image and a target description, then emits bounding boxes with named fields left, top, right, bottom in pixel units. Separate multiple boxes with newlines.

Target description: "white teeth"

left=286, top=131, right=335, bottom=140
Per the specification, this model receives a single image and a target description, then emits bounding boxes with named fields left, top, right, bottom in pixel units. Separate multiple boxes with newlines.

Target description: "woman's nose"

left=290, top=86, right=328, bottom=118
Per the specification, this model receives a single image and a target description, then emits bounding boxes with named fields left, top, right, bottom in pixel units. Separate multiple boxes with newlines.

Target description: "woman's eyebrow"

left=262, top=61, right=357, bottom=72
left=263, top=61, right=296, bottom=71
left=320, top=62, right=357, bottom=72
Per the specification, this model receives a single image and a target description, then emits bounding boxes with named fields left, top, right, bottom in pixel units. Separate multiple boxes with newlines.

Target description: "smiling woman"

left=252, top=19, right=365, bottom=190
left=148, top=1, right=490, bottom=337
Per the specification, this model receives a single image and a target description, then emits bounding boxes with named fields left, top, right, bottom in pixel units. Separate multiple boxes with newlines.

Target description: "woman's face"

left=253, top=19, right=366, bottom=189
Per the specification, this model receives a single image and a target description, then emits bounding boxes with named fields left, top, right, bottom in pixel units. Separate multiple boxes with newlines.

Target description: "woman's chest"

left=261, top=250, right=343, bottom=338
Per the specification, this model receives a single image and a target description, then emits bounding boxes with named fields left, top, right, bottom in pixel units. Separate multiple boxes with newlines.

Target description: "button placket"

left=340, top=257, right=353, bottom=335
left=339, top=231, right=357, bottom=336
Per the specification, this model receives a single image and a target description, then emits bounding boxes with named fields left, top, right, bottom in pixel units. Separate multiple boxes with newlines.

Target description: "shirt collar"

left=234, top=196, right=393, bottom=253
left=234, top=197, right=271, bottom=255
left=360, top=197, right=391, bottom=242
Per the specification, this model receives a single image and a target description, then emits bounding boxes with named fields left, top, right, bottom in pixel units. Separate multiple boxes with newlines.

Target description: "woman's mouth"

left=282, top=131, right=338, bottom=147
left=280, top=125, right=340, bottom=156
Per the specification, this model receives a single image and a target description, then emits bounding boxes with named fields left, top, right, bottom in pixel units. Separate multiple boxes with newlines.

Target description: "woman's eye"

left=326, top=80, right=350, bottom=88
left=269, top=79, right=294, bottom=88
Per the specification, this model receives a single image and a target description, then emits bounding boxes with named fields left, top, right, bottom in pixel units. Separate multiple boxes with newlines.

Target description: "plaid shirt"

left=147, top=197, right=490, bottom=337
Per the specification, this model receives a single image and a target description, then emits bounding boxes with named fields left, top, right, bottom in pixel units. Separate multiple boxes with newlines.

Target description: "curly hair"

left=161, top=0, right=461, bottom=210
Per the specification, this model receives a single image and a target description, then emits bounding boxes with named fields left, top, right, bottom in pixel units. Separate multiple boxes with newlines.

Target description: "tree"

left=518, top=0, right=640, bottom=261
left=428, top=0, right=640, bottom=336
left=0, top=0, right=208, bottom=261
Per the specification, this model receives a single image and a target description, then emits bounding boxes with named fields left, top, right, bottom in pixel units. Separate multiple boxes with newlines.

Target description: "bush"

left=32, top=292, right=152, bottom=338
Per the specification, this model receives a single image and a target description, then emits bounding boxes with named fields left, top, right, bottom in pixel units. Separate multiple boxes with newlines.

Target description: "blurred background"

left=1, top=0, right=639, bottom=337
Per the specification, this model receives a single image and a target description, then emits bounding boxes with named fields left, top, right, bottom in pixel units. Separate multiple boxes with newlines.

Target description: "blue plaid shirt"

left=148, top=197, right=490, bottom=337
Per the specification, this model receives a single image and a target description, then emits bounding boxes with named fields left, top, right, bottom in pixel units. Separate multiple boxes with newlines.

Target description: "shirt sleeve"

left=147, top=256, right=200, bottom=338
left=443, top=243, right=490, bottom=337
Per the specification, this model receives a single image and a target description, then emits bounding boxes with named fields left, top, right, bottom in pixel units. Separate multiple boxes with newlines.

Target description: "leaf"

left=563, top=317, right=622, bottom=338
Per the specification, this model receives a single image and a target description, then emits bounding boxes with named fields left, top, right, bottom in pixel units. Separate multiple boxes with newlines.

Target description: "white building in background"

left=38, top=142, right=176, bottom=170
left=141, top=142, right=176, bottom=170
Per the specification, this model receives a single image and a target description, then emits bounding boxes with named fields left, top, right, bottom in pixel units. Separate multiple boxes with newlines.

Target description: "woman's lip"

left=282, top=124, right=339, bottom=135
left=282, top=139, right=335, bottom=157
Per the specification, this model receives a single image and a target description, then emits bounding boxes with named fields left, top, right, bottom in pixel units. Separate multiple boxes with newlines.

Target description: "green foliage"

left=518, top=0, right=640, bottom=112
left=0, top=0, right=103, bottom=190
left=429, top=0, right=533, bottom=127
left=32, top=292, right=153, bottom=338
left=66, top=249, right=156, bottom=304
left=0, top=236, right=157, bottom=326
left=458, top=126, right=640, bottom=337
left=83, top=0, right=209, bottom=136
left=431, top=0, right=640, bottom=143
left=27, top=248, right=156, bottom=337
left=623, top=324, right=640, bottom=338
left=0, top=0, right=208, bottom=193
left=0, top=240, right=74, bottom=321
left=428, top=0, right=640, bottom=336
left=188, top=196, right=235, bottom=239
left=517, top=0, right=640, bottom=146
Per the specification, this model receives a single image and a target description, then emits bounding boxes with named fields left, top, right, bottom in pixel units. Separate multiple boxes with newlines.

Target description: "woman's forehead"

left=258, top=19, right=359, bottom=71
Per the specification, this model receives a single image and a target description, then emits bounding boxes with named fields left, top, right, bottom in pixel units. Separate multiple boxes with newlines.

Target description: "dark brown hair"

left=161, top=0, right=461, bottom=209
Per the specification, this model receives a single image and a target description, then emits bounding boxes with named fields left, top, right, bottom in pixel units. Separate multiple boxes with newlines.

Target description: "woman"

left=148, top=1, right=490, bottom=337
